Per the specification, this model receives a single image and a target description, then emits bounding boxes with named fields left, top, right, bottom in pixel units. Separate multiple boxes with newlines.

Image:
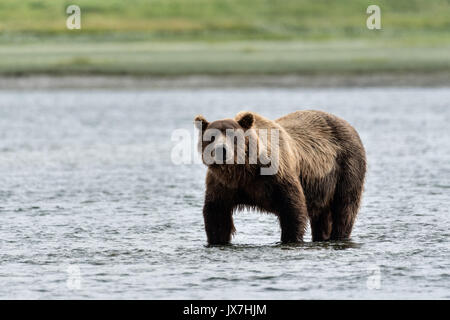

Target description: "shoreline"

left=0, top=73, right=449, bottom=89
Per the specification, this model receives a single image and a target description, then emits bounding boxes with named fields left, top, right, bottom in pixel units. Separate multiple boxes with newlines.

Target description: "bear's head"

left=194, top=112, right=257, bottom=168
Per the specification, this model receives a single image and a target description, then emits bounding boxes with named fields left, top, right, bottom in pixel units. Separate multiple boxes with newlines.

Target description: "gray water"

left=0, top=88, right=449, bottom=299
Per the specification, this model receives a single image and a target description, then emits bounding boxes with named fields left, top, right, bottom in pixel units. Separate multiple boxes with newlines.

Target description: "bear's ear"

left=237, top=112, right=254, bottom=130
left=194, top=115, right=209, bottom=131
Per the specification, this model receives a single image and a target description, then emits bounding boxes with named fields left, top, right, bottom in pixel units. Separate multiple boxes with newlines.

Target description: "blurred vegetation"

left=2, top=41, right=449, bottom=76
left=0, top=0, right=449, bottom=75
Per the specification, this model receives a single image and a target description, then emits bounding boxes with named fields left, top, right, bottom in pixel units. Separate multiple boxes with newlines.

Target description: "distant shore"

left=1, top=73, right=449, bottom=89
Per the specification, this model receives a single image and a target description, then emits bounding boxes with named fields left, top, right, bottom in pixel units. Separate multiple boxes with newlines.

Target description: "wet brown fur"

left=195, top=110, right=366, bottom=245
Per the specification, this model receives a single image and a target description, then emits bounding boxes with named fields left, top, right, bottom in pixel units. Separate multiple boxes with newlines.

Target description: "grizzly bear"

left=194, top=110, right=366, bottom=245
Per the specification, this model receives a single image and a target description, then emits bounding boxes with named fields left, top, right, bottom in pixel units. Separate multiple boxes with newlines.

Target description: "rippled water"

left=0, top=88, right=449, bottom=299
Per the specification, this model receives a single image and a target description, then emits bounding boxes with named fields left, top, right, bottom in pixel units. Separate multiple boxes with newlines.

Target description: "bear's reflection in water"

left=206, top=240, right=362, bottom=250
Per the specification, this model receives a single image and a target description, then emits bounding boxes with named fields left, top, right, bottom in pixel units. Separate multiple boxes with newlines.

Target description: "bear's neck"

left=208, top=164, right=259, bottom=188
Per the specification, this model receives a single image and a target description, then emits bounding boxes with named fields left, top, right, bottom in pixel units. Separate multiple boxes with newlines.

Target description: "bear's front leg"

left=203, top=193, right=235, bottom=245
left=273, top=179, right=308, bottom=243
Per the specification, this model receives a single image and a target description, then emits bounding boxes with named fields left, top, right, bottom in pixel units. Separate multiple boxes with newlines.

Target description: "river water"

left=0, top=87, right=448, bottom=299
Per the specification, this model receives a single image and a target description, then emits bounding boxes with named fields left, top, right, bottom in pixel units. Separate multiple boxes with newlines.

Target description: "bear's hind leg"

left=279, top=207, right=307, bottom=243
left=310, top=208, right=332, bottom=241
left=330, top=200, right=359, bottom=240
left=330, top=183, right=363, bottom=241
left=330, top=154, right=365, bottom=241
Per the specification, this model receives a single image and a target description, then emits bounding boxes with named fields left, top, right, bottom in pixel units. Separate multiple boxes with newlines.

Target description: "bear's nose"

left=214, top=145, right=227, bottom=163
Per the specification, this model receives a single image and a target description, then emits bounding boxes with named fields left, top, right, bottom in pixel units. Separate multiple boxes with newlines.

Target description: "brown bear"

left=194, top=110, right=366, bottom=245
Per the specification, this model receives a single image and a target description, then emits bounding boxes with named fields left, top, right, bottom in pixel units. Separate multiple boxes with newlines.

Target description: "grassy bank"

left=0, top=0, right=449, bottom=76
left=1, top=40, right=449, bottom=76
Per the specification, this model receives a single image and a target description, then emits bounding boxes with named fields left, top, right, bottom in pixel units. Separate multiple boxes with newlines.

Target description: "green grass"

left=2, top=40, right=448, bottom=76
left=0, top=0, right=449, bottom=75
left=1, top=0, right=449, bottom=41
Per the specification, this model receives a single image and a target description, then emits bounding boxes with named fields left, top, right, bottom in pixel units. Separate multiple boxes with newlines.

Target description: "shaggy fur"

left=195, top=110, right=366, bottom=245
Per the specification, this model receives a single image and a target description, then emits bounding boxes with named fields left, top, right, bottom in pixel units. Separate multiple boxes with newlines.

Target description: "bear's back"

left=275, top=110, right=341, bottom=149
left=274, top=110, right=364, bottom=179
left=275, top=110, right=361, bottom=148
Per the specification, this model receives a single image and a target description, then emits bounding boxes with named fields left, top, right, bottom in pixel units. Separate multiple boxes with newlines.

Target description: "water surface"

left=0, top=88, right=449, bottom=299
